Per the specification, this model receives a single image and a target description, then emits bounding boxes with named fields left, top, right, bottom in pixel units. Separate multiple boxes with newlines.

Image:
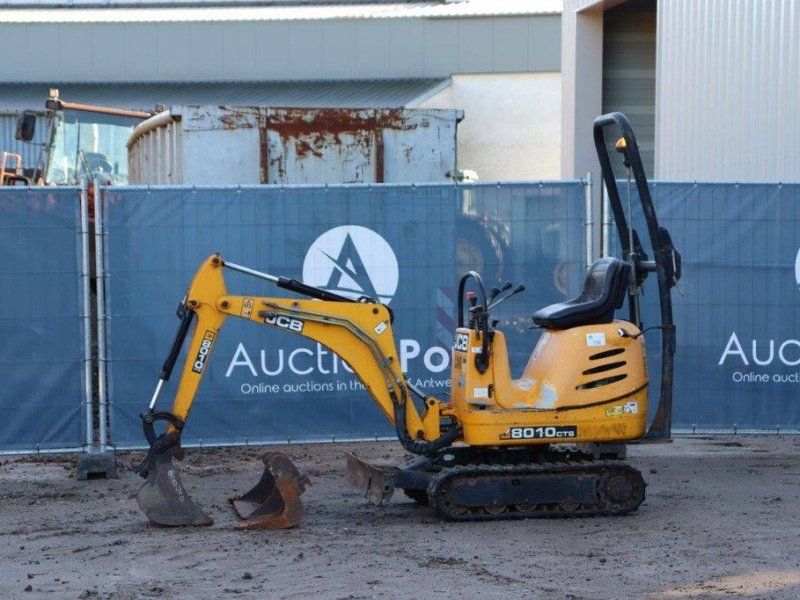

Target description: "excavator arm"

left=156, top=253, right=456, bottom=447
left=135, top=253, right=460, bottom=528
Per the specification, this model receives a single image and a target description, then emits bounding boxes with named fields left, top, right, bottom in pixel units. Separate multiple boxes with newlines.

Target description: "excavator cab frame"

left=593, top=112, right=682, bottom=440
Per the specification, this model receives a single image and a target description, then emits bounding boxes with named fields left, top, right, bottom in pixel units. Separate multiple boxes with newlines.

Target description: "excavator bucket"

left=136, top=451, right=213, bottom=527
left=345, top=452, right=397, bottom=505
left=229, top=452, right=309, bottom=530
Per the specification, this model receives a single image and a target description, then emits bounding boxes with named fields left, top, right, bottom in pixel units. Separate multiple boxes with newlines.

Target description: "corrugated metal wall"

left=657, top=0, right=800, bottom=181
left=0, top=16, right=560, bottom=83
left=602, top=0, right=656, bottom=179
left=0, top=112, right=46, bottom=171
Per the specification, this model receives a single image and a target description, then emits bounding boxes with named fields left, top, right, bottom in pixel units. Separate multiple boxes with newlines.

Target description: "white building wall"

left=415, top=73, right=562, bottom=181
left=561, top=0, right=609, bottom=179
left=657, top=0, right=800, bottom=181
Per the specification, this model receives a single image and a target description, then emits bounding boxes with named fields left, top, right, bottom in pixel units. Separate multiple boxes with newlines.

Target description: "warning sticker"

left=241, top=298, right=254, bottom=318
left=586, top=332, right=606, bottom=347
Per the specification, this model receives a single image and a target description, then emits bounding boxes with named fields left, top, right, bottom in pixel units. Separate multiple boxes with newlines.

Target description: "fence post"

left=94, top=180, right=110, bottom=453
left=79, top=179, right=94, bottom=453
left=76, top=180, right=116, bottom=479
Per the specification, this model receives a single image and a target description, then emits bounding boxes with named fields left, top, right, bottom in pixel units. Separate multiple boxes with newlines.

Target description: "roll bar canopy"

left=593, top=112, right=681, bottom=440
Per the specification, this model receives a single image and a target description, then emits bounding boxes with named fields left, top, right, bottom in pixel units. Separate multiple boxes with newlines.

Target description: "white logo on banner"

left=718, top=248, right=800, bottom=385
left=302, top=226, right=399, bottom=304
left=795, top=247, right=800, bottom=289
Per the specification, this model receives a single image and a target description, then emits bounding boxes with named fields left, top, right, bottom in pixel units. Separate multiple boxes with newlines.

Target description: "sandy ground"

left=1, top=436, right=800, bottom=600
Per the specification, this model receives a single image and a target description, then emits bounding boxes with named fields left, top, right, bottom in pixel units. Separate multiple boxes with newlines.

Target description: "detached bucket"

left=229, top=452, right=309, bottom=530
left=136, top=451, right=213, bottom=527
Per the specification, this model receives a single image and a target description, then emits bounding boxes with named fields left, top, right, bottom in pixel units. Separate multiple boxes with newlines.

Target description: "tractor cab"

left=12, top=89, right=150, bottom=186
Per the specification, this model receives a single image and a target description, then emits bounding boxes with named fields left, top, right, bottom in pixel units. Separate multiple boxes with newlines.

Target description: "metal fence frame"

left=80, top=181, right=94, bottom=453
left=0, top=184, right=92, bottom=455
left=8, top=178, right=800, bottom=456
left=95, top=179, right=800, bottom=449
left=97, top=180, right=593, bottom=450
left=604, top=181, right=800, bottom=435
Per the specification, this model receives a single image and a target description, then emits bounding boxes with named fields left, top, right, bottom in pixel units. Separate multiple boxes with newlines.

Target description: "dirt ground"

left=1, top=436, right=800, bottom=600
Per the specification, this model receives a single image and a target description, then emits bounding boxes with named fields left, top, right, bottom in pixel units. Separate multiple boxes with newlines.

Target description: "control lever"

left=488, top=281, right=512, bottom=303
left=487, top=283, right=526, bottom=311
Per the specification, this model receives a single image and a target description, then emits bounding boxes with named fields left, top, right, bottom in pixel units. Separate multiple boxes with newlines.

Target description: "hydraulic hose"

left=392, top=389, right=461, bottom=455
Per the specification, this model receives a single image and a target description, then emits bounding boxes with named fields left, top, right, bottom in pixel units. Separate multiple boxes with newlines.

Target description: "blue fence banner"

left=0, top=187, right=87, bottom=452
left=611, top=182, right=800, bottom=432
left=4, top=181, right=798, bottom=455
left=103, top=183, right=588, bottom=448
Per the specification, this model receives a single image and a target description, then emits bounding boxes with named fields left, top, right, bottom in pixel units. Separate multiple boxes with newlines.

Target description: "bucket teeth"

left=229, top=452, right=309, bottom=530
left=136, top=451, right=213, bottom=527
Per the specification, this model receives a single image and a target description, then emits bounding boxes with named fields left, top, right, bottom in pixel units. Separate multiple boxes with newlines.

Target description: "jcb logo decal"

left=265, top=314, right=304, bottom=333
left=453, top=333, right=469, bottom=352
left=192, top=331, right=216, bottom=373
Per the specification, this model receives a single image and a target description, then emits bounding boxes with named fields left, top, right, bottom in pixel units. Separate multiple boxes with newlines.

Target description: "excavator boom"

left=155, top=255, right=452, bottom=446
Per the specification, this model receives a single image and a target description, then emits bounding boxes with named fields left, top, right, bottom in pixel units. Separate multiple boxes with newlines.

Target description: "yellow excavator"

left=134, top=113, right=681, bottom=529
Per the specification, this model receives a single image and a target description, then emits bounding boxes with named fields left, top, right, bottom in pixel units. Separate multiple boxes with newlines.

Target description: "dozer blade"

left=345, top=452, right=396, bottom=505
left=229, top=452, right=309, bottom=530
left=136, top=451, right=213, bottom=527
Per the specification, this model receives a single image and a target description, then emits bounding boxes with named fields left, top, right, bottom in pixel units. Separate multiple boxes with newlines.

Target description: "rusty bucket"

left=229, top=452, right=310, bottom=530
left=136, top=451, right=214, bottom=527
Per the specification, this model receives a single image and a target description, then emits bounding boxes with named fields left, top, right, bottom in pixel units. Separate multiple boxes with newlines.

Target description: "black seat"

left=532, top=257, right=630, bottom=330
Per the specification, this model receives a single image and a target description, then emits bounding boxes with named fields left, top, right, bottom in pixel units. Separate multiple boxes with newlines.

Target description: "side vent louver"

left=589, top=348, right=625, bottom=360
left=577, top=373, right=628, bottom=390
left=582, top=360, right=627, bottom=376
left=579, top=348, right=628, bottom=390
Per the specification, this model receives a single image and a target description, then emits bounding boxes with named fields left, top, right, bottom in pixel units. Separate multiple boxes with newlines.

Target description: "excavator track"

left=427, top=461, right=645, bottom=521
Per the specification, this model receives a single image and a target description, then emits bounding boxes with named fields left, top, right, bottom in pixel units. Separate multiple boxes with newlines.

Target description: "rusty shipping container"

left=127, top=106, right=463, bottom=185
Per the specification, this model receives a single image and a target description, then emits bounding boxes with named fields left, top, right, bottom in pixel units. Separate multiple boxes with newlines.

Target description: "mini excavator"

left=134, top=113, right=681, bottom=528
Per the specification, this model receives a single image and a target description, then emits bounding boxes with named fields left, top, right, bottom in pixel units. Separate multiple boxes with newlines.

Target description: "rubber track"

left=427, top=461, right=646, bottom=522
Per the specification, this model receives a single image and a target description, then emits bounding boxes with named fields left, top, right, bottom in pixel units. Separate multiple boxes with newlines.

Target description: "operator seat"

left=532, top=257, right=631, bottom=330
